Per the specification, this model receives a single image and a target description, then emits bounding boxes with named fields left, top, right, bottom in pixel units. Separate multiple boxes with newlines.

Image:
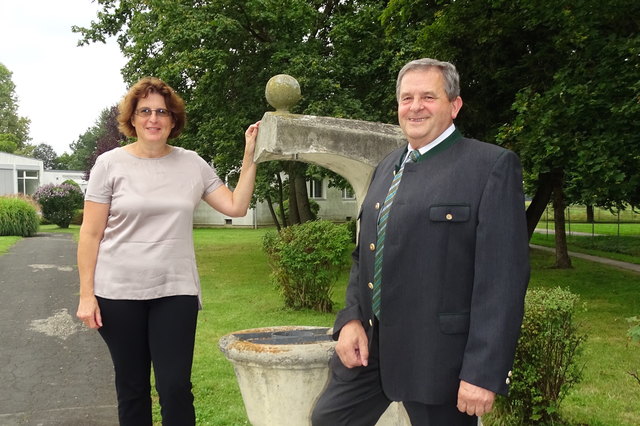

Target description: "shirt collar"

left=407, top=124, right=456, bottom=158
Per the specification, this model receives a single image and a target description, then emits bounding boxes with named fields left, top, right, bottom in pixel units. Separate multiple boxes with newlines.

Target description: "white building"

left=1, top=152, right=88, bottom=196
left=41, top=170, right=88, bottom=192
left=193, top=178, right=358, bottom=227
left=0, top=151, right=44, bottom=196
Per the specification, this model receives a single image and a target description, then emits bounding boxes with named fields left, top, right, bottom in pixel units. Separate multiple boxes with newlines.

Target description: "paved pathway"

left=530, top=244, right=640, bottom=273
left=0, top=233, right=117, bottom=426
left=532, top=228, right=640, bottom=273
left=534, top=227, right=604, bottom=237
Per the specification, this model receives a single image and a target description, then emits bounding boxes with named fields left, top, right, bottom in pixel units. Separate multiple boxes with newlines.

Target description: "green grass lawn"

left=535, top=222, right=640, bottom=237
left=532, top=223, right=640, bottom=265
left=190, top=228, right=640, bottom=426
left=1, top=226, right=639, bottom=425
left=0, top=235, right=20, bottom=255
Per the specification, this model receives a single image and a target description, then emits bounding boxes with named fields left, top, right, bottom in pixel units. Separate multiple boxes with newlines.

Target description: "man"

left=312, top=58, right=530, bottom=425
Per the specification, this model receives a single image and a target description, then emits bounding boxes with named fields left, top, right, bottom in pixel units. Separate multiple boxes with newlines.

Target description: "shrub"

left=263, top=220, right=351, bottom=312
left=0, top=196, right=39, bottom=237
left=62, top=179, right=82, bottom=190
left=488, top=287, right=586, bottom=425
left=72, top=209, right=84, bottom=226
left=33, top=183, right=84, bottom=229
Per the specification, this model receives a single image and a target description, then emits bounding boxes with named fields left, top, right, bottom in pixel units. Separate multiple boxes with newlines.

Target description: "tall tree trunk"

left=285, top=162, right=314, bottom=225
left=586, top=205, right=595, bottom=223
left=552, top=174, right=572, bottom=269
left=285, top=163, right=301, bottom=225
left=294, top=174, right=314, bottom=223
left=265, top=195, right=281, bottom=231
left=275, top=172, right=288, bottom=228
left=525, top=172, right=555, bottom=240
left=288, top=177, right=300, bottom=225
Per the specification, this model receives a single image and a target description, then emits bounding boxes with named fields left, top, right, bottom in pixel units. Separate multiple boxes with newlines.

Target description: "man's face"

left=397, top=68, right=463, bottom=150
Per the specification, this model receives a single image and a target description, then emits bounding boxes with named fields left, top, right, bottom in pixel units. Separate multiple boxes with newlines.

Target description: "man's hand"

left=335, top=320, right=369, bottom=368
left=456, top=380, right=495, bottom=416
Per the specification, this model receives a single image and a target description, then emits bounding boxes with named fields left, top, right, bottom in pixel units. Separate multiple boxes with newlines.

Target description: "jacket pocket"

left=438, top=312, right=470, bottom=334
left=429, top=204, right=470, bottom=222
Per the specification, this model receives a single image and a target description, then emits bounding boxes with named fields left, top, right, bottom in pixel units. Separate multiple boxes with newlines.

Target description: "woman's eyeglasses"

left=135, top=108, right=172, bottom=118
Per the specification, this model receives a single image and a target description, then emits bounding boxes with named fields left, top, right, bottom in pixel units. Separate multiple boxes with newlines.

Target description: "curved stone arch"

left=255, top=112, right=406, bottom=209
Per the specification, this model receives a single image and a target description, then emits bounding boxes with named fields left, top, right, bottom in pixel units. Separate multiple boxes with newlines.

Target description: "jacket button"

left=446, top=213, right=453, bottom=220
left=369, top=243, right=376, bottom=251
left=505, top=377, right=511, bottom=385
left=369, top=319, right=373, bottom=326
left=368, top=282, right=374, bottom=289
left=375, top=202, right=380, bottom=210
left=508, top=370, right=513, bottom=377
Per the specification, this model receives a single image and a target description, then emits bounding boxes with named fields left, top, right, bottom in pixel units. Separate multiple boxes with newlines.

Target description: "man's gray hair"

left=396, top=58, right=460, bottom=101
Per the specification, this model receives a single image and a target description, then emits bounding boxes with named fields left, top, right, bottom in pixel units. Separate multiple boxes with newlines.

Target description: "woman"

left=76, top=76, right=260, bottom=425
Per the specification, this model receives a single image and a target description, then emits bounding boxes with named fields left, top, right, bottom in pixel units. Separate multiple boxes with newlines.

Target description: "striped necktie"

left=372, top=150, right=419, bottom=318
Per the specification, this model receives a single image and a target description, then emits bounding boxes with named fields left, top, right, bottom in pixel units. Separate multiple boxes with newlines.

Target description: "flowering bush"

left=33, top=183, right=84, bottom=228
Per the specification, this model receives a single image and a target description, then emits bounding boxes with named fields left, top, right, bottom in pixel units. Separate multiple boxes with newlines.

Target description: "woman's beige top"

left=85, top=146, right=223, bottom=306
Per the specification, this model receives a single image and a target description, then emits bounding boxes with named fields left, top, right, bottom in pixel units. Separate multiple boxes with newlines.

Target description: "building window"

left=308, top=179, right=324, bottom=199
left=17, top=170, right=39, bottom=195
left=342, top=187, right=355, bottom=200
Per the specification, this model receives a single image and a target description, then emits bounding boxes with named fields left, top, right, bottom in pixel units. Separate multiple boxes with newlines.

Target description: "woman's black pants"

left=97, top=295, right=199, bottom=426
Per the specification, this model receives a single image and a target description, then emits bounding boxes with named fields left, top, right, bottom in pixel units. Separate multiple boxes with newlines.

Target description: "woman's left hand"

left=244, top=121, right=261, bottom=160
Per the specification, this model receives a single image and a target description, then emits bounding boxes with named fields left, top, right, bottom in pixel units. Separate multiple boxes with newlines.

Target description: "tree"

left=54, top=152, right=74, bottom=170
left=62, top=106, right=124, bottom=172
left=384, top=0, right=640, bottom=267
left=73, top=0, right=398, bottom=226
left=84, top=106, right=127, bottom=180
left=253, top=162, right=289, bottom=230
left=0, top=133, right=18, bottom=153
left=32, top=143, right=59, bottom=170
left=497, top=0, right=640, bottom=267
left=0, top=63, right=30, bottom=148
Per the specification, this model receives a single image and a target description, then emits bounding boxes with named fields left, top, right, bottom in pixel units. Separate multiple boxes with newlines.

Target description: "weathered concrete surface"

left=219, top=326, right=410, bottom=426
left=255, top=112, right=406, bottom=206
left=0, top=233, right=117, bottom=425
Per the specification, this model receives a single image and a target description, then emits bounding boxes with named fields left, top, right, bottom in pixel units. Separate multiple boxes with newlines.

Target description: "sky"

left=0, top=0, right=128, bottom=155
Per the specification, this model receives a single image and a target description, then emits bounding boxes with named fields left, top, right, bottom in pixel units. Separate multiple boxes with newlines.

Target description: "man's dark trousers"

left=311, top=323, right=477, bottom=426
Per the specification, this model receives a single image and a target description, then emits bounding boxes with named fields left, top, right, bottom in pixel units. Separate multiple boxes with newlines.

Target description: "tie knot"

left=408, top=150, right=420, bottom=162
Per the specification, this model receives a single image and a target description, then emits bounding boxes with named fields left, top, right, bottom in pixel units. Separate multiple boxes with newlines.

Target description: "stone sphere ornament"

left=265, top=74, right=301, bottom=112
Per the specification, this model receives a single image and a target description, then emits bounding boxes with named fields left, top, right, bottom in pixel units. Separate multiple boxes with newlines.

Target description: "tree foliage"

left=0, top=133, right=19, bottom=153
left=32, top=143, right=59, bottom=170
left=73, top=0, right=397, bottom=225
left=72, top=1, right=640, bottom=247
left=385, top=0, right=640, bottom=267
left=0, top=63, right=30, bottom=149
left=83, top=105, right=127, bottom=180
left=58, top=106, right=126, bottom=174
